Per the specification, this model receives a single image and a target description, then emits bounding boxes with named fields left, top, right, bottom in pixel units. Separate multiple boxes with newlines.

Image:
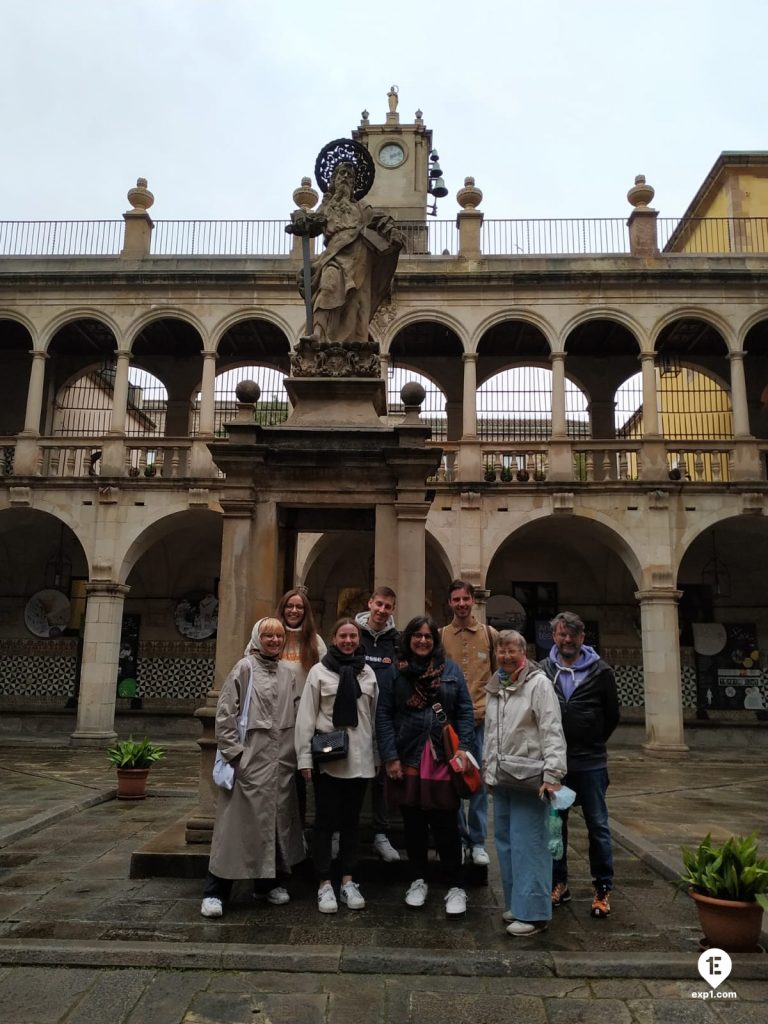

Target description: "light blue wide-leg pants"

left=492, top=786, right=552, bottom=923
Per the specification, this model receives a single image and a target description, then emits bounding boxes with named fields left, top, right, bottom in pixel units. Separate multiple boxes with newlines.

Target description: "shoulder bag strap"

left=236, top=660, right=255, bottom=744
left=485, top=624, right=497, bottom=673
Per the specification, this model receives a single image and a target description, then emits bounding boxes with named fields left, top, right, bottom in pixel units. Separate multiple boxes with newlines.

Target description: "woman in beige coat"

left=200, top=618, right=305, bottom=918
left=295, top=618, right=377, bottom=914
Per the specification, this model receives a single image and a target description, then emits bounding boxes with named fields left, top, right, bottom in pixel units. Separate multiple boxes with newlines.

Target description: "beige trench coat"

left=209, top=653, right=305, bottom=880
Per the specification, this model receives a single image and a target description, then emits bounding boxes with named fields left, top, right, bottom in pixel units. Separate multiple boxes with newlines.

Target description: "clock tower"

left=352, top=86, right=435, bottom=222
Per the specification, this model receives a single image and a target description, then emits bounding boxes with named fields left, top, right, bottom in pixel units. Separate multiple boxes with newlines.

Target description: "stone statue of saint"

left=302, top=161, right=404, bottom=343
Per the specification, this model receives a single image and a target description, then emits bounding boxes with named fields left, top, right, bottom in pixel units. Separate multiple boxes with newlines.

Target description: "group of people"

left=201, top=581, right=620, bottom=938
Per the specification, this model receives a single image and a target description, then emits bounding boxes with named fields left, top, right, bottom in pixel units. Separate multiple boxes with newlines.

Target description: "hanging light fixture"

left=45, top=524, right=72, bottom=594
left=702, top=531, right=731, bottom=599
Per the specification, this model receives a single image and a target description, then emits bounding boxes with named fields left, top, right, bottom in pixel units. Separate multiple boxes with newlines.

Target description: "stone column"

left=188, top=498, right=255, bottom=843
left=640, top=352, right=660, bottom=436
left=190, top=350, right=218, bottom=476
left=23, top=350, right=47, bottom=434
left=728, top=351, right=750, bottom=438
left=457, top=352, right=482, bottom=479
left=108, top=349, right=132, bottom=434
left=70, top=582, right=130, bottom=746
left=394, top=501, right=430, bottom=624
left=374, top=503, right=399, bottom=591
left=14, top=350, right=48, bottom=474
left=635, top=587, right=689, bottom=755
left=550, top=352, right=567, bottom=437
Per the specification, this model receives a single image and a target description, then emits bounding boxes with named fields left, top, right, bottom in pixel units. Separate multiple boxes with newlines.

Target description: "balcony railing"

left=3, top=216, right=768, bottom=258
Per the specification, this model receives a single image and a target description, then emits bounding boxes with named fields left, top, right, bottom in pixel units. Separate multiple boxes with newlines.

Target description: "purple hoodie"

left=549, top=642, right=601, bottom=701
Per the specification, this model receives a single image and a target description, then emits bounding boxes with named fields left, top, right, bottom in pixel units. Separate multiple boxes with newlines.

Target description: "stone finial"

left=360, top=109, right=370, bottom=125
left=415, top=109, right=424, bottom=125
left=457, top=176, right=483, bottom=211
left=401, top=381, right=426, bottom=407
left=126, top=177, right=154, bottom=212
left=235, top=380, right=261, bottom=404
left=627, top=174, right=655, bottom=210
left=292, top=176, right=319, bottom=211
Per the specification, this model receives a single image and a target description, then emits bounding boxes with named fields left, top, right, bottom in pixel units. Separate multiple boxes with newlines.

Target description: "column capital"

left=220, top=498, right=256, bottom=518
left=115, top=348, right=132, bottom=360
left=29, top=349, right=49, bottom=360
left=84, top=581, right=130, bottom=599
left=728, top=350, right=745, bottom=363
left=639, top=350, right=656, bottom=363
left=549, top=350, right=565, bottom=364
left=634, top=588, right=683, bottom=603
left=201, top=349, right=218, bottom=360
left=394, top=501, right=431, bottom=521
left=462, top=352, right=478, bottom=364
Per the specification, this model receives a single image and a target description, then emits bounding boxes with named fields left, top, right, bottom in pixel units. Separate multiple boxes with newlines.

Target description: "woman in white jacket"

left=295, top=617, right=377, bottom=914
left=483, top=630, right=566, bottom=936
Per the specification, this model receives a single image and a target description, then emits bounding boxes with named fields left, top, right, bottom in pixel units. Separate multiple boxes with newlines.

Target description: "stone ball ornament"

left=235, top=380, right=261, bottom=404
left=314, top=138, right=375, bottom=200
left=400, top=381, right=426, bottom=407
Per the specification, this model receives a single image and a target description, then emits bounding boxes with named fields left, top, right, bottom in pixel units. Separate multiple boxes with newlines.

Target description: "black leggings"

left=312, top=773, right=368, bottom=879
left=400, top=805, right=463, bottom=887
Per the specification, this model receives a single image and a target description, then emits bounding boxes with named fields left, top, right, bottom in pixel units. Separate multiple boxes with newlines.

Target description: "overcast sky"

left=2, top=0, right=766, bottom=224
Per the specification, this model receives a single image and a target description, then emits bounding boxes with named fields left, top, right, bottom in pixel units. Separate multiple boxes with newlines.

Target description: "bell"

left=430, top=177, right=448, bottom=198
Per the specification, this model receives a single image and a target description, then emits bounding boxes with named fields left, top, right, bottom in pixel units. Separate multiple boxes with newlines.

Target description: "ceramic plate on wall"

left=174, top=593, right=218, bottom=640
left=24, top=589, right=71, bottom=638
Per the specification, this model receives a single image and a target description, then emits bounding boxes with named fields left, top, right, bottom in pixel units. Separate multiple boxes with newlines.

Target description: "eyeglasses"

left=412, top=634, right=434, bottom=643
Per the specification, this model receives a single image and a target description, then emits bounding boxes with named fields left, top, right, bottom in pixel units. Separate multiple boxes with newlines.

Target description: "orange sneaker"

left=590, top=887, right=611, bottom=918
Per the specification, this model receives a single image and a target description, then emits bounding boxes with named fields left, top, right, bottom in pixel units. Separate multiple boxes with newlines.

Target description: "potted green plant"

left=676, top=832, right=768, bottom=952
left=483, top=463, right=496, bottom=482
left=499, top=466, right=513, bottom=483
left=107, top=736, right=165, bottom=800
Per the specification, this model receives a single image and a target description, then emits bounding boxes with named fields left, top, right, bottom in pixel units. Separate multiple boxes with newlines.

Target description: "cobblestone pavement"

left=1, top=742, right=767, bottom=1021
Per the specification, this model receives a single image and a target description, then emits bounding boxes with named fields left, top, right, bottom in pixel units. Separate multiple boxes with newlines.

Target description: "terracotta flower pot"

left=689, top=887, right=764, bottom=953
left=116, top=767, right=150, bottom=800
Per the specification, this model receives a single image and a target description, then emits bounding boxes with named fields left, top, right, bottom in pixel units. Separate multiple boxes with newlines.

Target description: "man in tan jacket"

left=440, top=579, right=498, bottom=866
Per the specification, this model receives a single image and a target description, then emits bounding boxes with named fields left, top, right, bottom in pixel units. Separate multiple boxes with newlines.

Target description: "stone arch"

left=211, top=309, right=296, bottom=353
left=389, top=319, right=465, bottom=442
left=560, top=308, right=645, bottom=350
left=0, top=317, right=36, bottom=435
left=650, top=309, right=734, bottom=353
left=125, top=308, right=208, bottom=351
left=118, top=508, right=223, bottom=585
left=384, top=309, right=469, bottom=354
left=40, top=309, right=121, bottom=352
left=471, top=310, right=556, bottom=355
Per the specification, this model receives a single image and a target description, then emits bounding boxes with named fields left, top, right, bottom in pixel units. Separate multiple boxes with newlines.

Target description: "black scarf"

left=322, top=645, right=366, bottom=727
left=403, top=653, right=445, bottom=710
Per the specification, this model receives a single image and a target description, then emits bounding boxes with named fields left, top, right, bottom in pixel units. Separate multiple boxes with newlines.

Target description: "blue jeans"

left=493, top=786, right=552, bottom=923
left=552, top=766, right=613, bottom=891
left=458, top=722, right=487, bottom=848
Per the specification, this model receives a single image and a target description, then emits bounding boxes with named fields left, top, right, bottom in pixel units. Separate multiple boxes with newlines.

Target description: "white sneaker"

left=331, top=833, right=340, bottom=859
left=506, top=919, right=548, bottom=936
left=472, top=846, right=490, bottom=866
left=317, top=883, right=338, bottom=914
left=373, top=833, right=401, bottom=862
left=200, top=897, right=223, bottom=918
left=340, top=881, right=366, bottom=910
left=502, top=910, right=515, bottom=923
left=444, top=887, right=467, bottom=917
left=404, top=878, right=428, bottom=908
left=266, top=886, right=290, bottom=905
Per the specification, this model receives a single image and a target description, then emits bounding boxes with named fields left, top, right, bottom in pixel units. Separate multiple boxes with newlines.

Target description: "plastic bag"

left=547, top=806, right=564, bottom=859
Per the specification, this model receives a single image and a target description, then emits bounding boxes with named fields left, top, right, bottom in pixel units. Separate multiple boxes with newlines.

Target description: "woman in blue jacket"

left=376, top=615, right=475, bottom=917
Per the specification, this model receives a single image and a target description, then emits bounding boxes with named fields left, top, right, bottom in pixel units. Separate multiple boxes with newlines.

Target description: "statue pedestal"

left=283, top=377, right=387, bottom=427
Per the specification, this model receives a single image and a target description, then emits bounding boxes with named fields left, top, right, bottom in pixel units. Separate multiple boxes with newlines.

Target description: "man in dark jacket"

left=539, top=611, right=620, bottom=918
left=355, top=587, right=401, bottom=862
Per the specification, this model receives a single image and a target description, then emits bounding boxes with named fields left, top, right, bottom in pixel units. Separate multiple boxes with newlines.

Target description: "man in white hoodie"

left=539, top=611, right=620, bottom=919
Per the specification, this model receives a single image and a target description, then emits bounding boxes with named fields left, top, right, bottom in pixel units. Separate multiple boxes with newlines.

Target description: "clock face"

left=378, top=142, right=405, bottom=168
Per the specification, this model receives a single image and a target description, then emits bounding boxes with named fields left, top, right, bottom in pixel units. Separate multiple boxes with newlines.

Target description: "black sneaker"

left=551, top=882, right=572, bottom=907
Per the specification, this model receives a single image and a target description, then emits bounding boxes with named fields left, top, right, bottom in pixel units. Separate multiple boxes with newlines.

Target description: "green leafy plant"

left=106, top=736, right=165, bottom=770
left=675, top=832, right=768, bottom=910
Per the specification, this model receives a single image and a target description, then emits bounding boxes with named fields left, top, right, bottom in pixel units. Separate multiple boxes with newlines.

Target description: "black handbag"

left=311, top=729, right=349, bottom=763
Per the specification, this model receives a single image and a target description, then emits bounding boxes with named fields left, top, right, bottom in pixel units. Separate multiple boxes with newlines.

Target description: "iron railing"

left=481, top=218, right=630, bottom=255
left=150, top=220, right=293, bottom=256
left=659, top=217, right=768, bottom=253
left=0, top=220, right=124, bottom=256
left=3, top=216, right=768, bottom=257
